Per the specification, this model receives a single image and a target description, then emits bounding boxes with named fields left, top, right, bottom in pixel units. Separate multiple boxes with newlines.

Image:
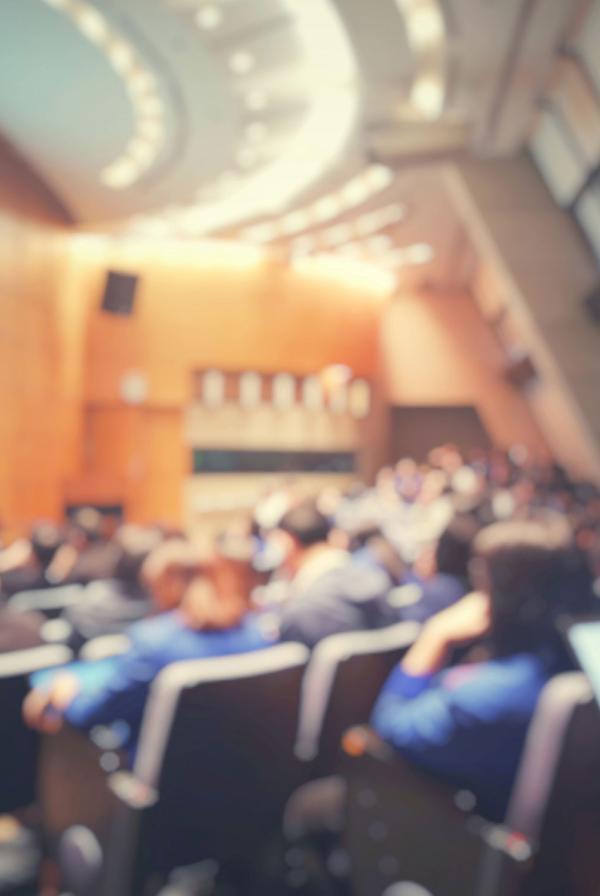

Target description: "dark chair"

left=52, top=643, right=309, bottom=896
left=0, top=644, right=72, bottom=813
left=8, top=585, right=84, bottom=619
left=296, top=622, right=420, bottom=776
left=343, top=672, right=600, bottom=896
left=282, top=623, right=418, bottom=892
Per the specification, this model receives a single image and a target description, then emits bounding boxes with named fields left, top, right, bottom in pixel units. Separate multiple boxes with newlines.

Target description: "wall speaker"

left=503, top=351, right=538, bottom=389
left=100, top=270, right=139, bottom=316
left=583, top=287, right=600, bottom=324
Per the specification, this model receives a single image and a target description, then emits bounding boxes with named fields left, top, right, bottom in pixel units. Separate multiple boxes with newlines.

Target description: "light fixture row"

left=287, top=203, right=407, bottom=257
left=240, top=164, right=395, bottom=243
left=42, top=0, right=166, bottom=189
left=395, top=0, right=446, bottom=119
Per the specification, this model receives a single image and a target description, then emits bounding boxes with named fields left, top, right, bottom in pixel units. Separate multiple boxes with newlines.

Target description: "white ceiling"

left=0, top=0, right=579, bottom=287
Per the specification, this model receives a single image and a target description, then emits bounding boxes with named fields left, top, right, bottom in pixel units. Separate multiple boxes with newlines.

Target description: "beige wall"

left=446, top=156, right=600, bottom=480
left=381, top=288, right=550, bottom=455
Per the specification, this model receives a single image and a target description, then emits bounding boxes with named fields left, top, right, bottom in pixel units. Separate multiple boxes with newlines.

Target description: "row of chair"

left=3, top=619, right=600, bottom=895
left=1, top=621, right=418, bottom=894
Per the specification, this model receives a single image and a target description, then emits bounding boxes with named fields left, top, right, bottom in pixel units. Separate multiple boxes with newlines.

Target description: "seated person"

left=392, top=512, right=478, bottom=624
left=271, top=501, right=398, bottom=649
left=0, top=522, right=64, bottom=597
left=63, top=531, right=183, bottom=648
left=371, top=514, right=585, bottom=821
left=23, top=550, right=276, bottom=750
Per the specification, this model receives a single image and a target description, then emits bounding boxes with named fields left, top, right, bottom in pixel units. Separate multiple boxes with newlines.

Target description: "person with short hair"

left=272, top=500, right=398, bottom=648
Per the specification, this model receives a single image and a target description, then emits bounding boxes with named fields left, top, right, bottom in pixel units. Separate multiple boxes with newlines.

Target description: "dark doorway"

left=390, top=405, right=492, bottom=462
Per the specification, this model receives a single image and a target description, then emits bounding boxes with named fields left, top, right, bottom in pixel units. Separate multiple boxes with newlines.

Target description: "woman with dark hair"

left=372, top=514, right=588, bottom=821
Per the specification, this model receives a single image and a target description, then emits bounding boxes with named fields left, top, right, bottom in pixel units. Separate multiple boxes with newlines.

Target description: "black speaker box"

left=100, top=270, right=139, bottom=316
left=504, top=352, right=537, bottom=388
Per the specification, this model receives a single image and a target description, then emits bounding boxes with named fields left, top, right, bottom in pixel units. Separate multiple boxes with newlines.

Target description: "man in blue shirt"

left=23, top=555, right=276, bottom=748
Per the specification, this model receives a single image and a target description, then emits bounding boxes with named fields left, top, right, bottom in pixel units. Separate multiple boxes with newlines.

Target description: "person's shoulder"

left=128, top=611, right=183, bottom=645
left=443, top=652, right=552, bottom=717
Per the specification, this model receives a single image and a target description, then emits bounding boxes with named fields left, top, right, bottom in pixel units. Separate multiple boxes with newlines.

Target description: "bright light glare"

left=411, top=75, right=445, bottom=119
left=164, top=0, right=359, bottom=234
left=406, top=5, right=444, bottom=48
left=388, top=242, right=435, bottom=266
left=196, top=6, right=222, bottom=30
left=292, top=254, right=396, bottom=297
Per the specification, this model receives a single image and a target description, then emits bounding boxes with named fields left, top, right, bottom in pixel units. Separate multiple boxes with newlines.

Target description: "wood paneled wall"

left=64, top=241, right=383, bottom=522
left=0, top=139, right=84, bottom=536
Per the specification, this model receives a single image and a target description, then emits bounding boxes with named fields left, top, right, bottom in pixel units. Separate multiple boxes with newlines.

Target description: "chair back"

left=0, top=644, right=72, bottom=812
left=346, top=672, right=600, bottom=896
left=116, top=643, right=310, bottom=881
left=297, top=622, right=418, bottom=774
left=507, top=672, right=600, bottom=896
left=9, top=584, right=84, bottom=618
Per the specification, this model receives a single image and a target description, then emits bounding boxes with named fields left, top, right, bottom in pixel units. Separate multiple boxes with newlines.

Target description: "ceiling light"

left=411, top=75, right=444, bottom=119
left=245, top=122, right=268, bottom=144
left=368, top=234, right=393, bottom=252
left=137, top=118, right=163, bottom=141
left=127, top=69, right=157, bottom=97
left=195, top=6, right=222, bottom=30
left=403, top=242, right=435, bottom=264
left=73, top=6, right=109, bottom=44
left=137, top=95, right=163, bottom=118
left=405, top=4, right=444, bottom=49
left=106, top=39, right=136, bottom=75
left=245, top=89, right=268, bottom=112
left=387, top=242, right=434, bottom=266
left=321, top=223, right=352, bottom=247
left=313, top=195, right=341, bottom=222
left=292, top=254, right=396, bottom=297
left=340, top=178, right=371, bottom=207
left=364, top=164, right=394, bottom=191
left=280, top=210, right=311, bottom=235
left=101, top=159, right=139, bottom=189
left=127, top=137, right=156, bottom=166
left=229, top=51, right=255, bottom=75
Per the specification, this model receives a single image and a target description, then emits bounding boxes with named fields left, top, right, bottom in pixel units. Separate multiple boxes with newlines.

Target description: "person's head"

left=181, top=550, right=255, bottom=632
left=30, top=522, right=63, bottom=569
left=271, top=500, right=331, bottom=575
left=68, top=507, right=104, bottom=548
left=141, top=539, right=202, bottom=612
left=435, top=513, right=479, bottom=581
left=471, top=514, right=578, bottom=656
left=113, top=525, right=164, bottom=588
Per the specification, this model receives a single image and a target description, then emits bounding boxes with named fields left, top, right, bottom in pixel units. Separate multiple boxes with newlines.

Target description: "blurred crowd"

left=0, top=442, right=598, bottom=831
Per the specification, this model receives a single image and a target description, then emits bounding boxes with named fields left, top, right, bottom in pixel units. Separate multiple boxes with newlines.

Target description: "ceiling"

left=0, top=0, right=578, bottom=289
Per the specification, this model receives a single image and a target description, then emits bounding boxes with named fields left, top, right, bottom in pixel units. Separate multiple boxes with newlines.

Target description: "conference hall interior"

left=2, top=0, right=600, bottom=894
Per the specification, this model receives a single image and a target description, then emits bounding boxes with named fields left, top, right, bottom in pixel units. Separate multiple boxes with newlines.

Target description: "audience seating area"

left=0, top=444, right=599, bottom=894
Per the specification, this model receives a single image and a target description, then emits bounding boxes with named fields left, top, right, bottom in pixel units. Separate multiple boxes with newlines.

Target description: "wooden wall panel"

left=382, top=289, right=550, bottom=457
left=0, top=139, right=83, bottom=535
left=65, top=241, right=383, bottom=522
